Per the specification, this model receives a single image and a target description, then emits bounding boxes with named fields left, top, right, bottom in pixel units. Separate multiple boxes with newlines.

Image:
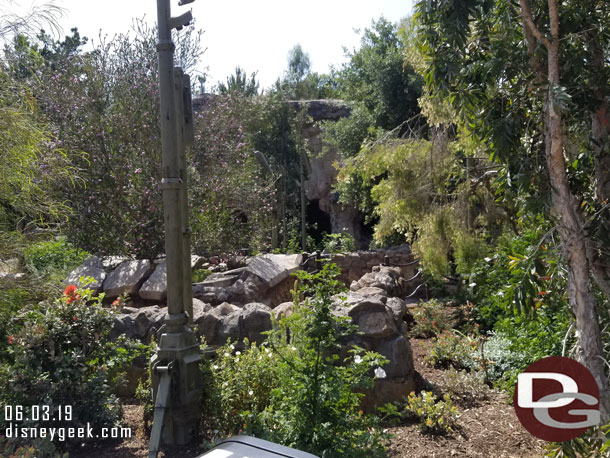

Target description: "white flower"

left=469, top=282, right=476, bottom=288
left=230, top=344, right=235, bottom=350
left=291, top=346, right=296, bottom=351
left=248, top=390, right=254, bottom=396
left=374, top=367, right=386, bottom=379
left=224, top=352, right=230, bottom=357
left=236, top=351, right=241, bottom=356
left=264, top=347, right=270, bottom=353
left=222, top=382, right=228, bottom=387
left=268, top=352, right=273, bottom=357
left=497, top=291, right=505, bottom=297
left=484, top=257, right=492, bottom=262
left=354, top=355, right=363, bottom=364
left=213, top=364, right=218, bottom=370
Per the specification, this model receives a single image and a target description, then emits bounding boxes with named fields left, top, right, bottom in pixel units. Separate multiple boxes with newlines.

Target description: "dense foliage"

left=0, top=281, right=143, bottom=453
left=201, top=263, right=389, bottom=457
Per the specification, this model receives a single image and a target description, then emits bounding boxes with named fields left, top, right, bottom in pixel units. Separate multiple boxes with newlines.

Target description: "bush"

left=0, top=280, right=143, bottom=452
left=323, top=231, right=356, bottom=254
left=257, top=263, right=389, bottom=457
left=202, top=340, right=280, bottom=438
left=424, top=330, right=477, bottom=369
left=438, top=368, right=489, bottom=405
left=23, top=237, right=87, bottom=275
left=192, top=268, right=212, bottom=283
left=544, top=422, right=610, bottom=458
left=478, top=332, right=535, bottom=387
left=403, top=391, right=458, bottom=434
left=410, top=299, right=451, bottom=338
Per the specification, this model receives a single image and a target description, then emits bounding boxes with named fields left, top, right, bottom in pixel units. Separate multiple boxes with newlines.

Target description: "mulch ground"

left=385, top=338, right=545, bottom=458
left=68, top=339, right=545, bottom=458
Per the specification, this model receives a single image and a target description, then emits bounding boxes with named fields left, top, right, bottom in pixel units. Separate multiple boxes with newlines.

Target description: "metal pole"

left=174, top=68, right=193, bottom=324
left=150, top=0, right=200, bottom=451
left=157, top=0, right=185, bottom=324
left=300, top=152, right=307, bottom=251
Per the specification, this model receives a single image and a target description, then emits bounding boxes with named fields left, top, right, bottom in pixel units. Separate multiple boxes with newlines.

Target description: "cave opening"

left=306, top=199, right=332, bottom=248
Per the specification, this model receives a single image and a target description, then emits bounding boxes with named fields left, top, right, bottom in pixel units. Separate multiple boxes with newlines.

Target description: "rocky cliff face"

left=288, top=99, right=370, bottom=249
left=193, top=96, right=370, bottom=248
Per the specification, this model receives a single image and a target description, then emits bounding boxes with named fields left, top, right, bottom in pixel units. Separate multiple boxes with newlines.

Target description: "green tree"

left=286, top=44, right=311, bottom=84
left=217, top=66, right=259, bottom=97
left=279, top=44, right=333, bottom=99
left=0, top=69, right=73, bottom=230
left=336, top=16, right=424, bottom=133
left=415, top=0, right=610, bottom=417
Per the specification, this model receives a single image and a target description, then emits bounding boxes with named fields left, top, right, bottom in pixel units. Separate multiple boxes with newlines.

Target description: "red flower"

left=111, top=299, right=121, bottom=307
left=63, top=285, right=78, bottom=296
left=63, top=284, right=80, bottom=304
left=8, top=335, right=14, bottom=344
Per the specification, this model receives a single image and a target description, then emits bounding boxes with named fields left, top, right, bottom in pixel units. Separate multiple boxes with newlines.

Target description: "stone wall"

left=67, top=247, right=420, bottom=407
left=65, top=246, right=418, bottom=308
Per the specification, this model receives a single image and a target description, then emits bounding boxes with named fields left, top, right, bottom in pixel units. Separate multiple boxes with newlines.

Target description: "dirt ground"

left=385, top=338, right=545, bottom=458
left=68, top=339, right=545, bottom=458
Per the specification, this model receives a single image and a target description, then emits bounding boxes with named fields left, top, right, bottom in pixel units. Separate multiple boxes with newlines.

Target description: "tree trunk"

left=587, top=29, right=610, bottom=298
left=521, top=0, right=610, bottom=420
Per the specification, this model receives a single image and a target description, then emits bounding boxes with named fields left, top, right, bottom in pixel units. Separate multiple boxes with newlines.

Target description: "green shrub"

left=135, top=337, right=156, bottom=434
left=23, top=237, right=87, bottom=275
left=323, top=231, right=356, bottom=254
left=410, top=299, right=451, bottom=338
left=439, top=368, right=489, bottom=405
left=404, top=391, right=458, bottom=434
left=202, top=340, right=280, bottom=438
left=192, top=268, right=212, bottom=283
left=261, top=263, right=389, bottom=456
left=0, top=280, right=144, bottom=451
left=424, top=330, right=476, bottom=369
left=478, top=332, right=535, bottom=387
left=544, top=422, right=610, bottom=458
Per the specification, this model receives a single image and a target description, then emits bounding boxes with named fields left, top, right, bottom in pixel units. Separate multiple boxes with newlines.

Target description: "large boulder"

left=134, top=305, right=166, bottom=338
left=103, top=259, right=153, bottom=298
left=111, top=304, right=165, bottom=341
left=376, top=335, right=414, bottom=379
left=386, top=297, right=408, bottom=322
left=139, top=261, right=167, bottom=301
left=192, top=285, right=230, bottom=305
left=217, top=312, right=242, bottom=343
left=64, top=256, right=107, bottom=292
left=246, top=253, right=302, bottom=289
left=273, top=302, right=294, bottom=321
left=350, top=265, right=406, bottom=297
left=141, top=257, right=210, bottom=302
left=354, top=309, right=397, bottom=339
left=240, top=302, right=272, bottom=344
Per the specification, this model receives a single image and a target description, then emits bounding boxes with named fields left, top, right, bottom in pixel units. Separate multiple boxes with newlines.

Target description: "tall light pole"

left=149, top=0, right=200, bottom=456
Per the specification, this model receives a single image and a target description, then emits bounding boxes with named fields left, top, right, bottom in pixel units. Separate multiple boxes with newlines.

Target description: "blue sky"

left=9, top=0, right=414, bottom=90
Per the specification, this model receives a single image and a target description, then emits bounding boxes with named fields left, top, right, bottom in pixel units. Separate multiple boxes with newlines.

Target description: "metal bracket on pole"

left=169, top=11, right=193, bottom=30
left=148, top=361, right=175, bottom=458
left=161, top=177, right=183, bottom=189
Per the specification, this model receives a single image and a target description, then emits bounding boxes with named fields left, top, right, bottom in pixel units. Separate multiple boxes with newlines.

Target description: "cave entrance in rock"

left=306, top=199, right=331, bottom=248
